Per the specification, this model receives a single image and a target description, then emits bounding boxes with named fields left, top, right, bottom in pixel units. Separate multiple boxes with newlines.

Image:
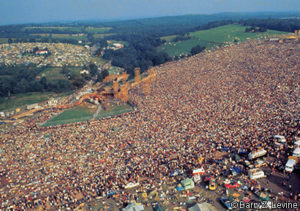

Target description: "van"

left=248, top=149, right=267, bottom=160
left=248, top=168, right=266, bottom=180
left=274, top=135, right=286, bottom=143
left=293, top=148, right=300, bottom=157
left=285, top=159, right=296, bottom=173
left=294, top=140, right=300, bottom=149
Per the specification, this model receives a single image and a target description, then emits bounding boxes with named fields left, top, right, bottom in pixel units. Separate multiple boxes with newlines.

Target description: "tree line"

left=0, top=63, right=107, bottom=98
left=102, top=36, right=170, bottom=75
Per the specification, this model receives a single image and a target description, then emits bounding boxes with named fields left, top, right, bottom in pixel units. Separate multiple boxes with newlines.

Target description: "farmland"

left=23, top=26, right=83, bottom=33
left=160, top=24, right=288, bottom=57
left=85, top=27, right=112, bottom=33
left=30, top=33, right=88, bottom=40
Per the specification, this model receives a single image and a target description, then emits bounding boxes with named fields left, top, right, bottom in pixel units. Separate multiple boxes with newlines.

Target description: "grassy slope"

left=42, top=106, right=93, bottom=126
left=95, top=104, right=133, bottom=119
left=160, top=24, right=287, bottom=57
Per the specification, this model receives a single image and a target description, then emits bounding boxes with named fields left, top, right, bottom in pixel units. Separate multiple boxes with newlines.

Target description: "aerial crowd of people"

left=0, top=39, right=299, bottom=209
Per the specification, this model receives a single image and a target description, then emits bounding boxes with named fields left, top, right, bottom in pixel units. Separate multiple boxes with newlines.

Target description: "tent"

left=188, top=202, right=217, bottom=211
left=122, top=203, right=144, bottom=211
left=181, top=178, right=195, bottom=190
left=176, top=184, right=184, bottom=191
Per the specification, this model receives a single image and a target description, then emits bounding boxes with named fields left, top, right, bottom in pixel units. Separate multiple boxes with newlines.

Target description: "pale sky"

left=0, top=0, right=300, bottom=25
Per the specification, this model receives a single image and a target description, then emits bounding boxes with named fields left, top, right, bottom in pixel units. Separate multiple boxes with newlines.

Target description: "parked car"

left=219, top=197, right=232, bottom=210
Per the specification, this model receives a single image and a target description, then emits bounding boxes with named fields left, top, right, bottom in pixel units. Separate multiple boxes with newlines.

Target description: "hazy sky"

left=1, top=0, right=300, bottom=25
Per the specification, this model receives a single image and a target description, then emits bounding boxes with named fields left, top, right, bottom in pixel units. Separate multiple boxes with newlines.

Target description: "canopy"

left=188, top=203, right=216, bottom=211
left=122, top=203, right=144, bottom=211
left=181, top=178, right=195, bottom=190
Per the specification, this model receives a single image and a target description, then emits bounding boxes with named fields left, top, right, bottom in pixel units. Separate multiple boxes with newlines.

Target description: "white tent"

left=188, top=203, right=217, bottom=211
left=122, top=203, right=144, bottom=211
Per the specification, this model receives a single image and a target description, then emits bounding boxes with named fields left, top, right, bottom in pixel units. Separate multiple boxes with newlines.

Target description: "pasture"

left=160, top=24, right=287, bottom=57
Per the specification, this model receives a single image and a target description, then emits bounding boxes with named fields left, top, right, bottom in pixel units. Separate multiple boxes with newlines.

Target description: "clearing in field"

left=42, top=105, right=95, bottom=127
left=160, top=24, right=287, bottom=57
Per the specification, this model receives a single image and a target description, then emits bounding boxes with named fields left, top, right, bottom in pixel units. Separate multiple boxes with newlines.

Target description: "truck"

left=248, top=168, right=266, bottom=180
left=293, top=148, right=300, bottom=157
left=285, top=156, right=298, bottom=173
left=273, top=135, right=287, bottom=150
left=248, top=149, right=267, bottom=160
left=294, top=140, right=300, bottom=149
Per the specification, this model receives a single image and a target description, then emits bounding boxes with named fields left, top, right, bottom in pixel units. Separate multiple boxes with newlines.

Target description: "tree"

left=97, top=69, right=109, bottom=82
left=60, top=65, right=70, bottom=76
left=191, top=45, right=205, bottom=56
left=88, top=63, right=98, bottom=77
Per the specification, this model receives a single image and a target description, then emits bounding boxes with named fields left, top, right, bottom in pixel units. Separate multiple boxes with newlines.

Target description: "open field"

left=23, top=26, right=83, bottom=33
left=38, top=66, right=82, bottom=80
left=95, top=104, right=133, bottom=119
left=30, top=33, right=87, bottom=40
left=93, top=33, right=116, bottom=39
left=86, top=27, right=112, bottom=33
left=42, top=105, right=94, bottom=126
left=0, top=92, right=72, bottom=112
left=160, top=24, right=288, bottom=57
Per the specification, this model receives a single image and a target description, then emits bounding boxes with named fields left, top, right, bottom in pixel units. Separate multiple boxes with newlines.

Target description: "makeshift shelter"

left=122, top=203, right=144, bottom=211
left=181, top=178, right=195, bottom=190
left=188, top=202, right=217, bottom=211
left=175, top=184, right=184, bottom=191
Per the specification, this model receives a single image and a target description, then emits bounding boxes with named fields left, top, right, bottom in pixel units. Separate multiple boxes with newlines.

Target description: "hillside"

left=1, top=39, right=299, bottom=210
left=159, top=24, right=288, bottom=57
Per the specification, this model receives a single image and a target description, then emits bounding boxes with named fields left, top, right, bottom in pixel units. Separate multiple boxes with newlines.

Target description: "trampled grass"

left=160, top=24, right=288, bottom=57
left=95, top=104, right=133, bottom=119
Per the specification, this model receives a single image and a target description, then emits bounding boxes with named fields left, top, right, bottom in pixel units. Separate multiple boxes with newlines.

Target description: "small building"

left=0, top=112, right=5, bottom=117
left=48, top=98, right=58, bottom=106
left=80, top=69, right=89, bottom=75
left=36, top=50, right=49, bottom=55
left=181, top=178, right=195, bottom=190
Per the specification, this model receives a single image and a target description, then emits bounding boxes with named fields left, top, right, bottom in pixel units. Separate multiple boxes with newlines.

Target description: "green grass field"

left=38, top=66, right=82, bottom=80
left=95, top=104, right=133, bottom=119
left=0, top=92, right=72, bottom=112
left=93, top=33, right=116, bottom=39
left=160, top=24, right=288, bottom=57
left=86, top=27, right=112, bottom=33
left=23, top=26, right=83, bottom=33
left=30, top=33, right=87, bottom=41
left=42, top=105, right=94, bottom=127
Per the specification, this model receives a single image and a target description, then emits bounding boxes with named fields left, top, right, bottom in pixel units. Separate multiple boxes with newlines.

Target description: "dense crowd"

left=0, top=40, right=299, bottom=209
